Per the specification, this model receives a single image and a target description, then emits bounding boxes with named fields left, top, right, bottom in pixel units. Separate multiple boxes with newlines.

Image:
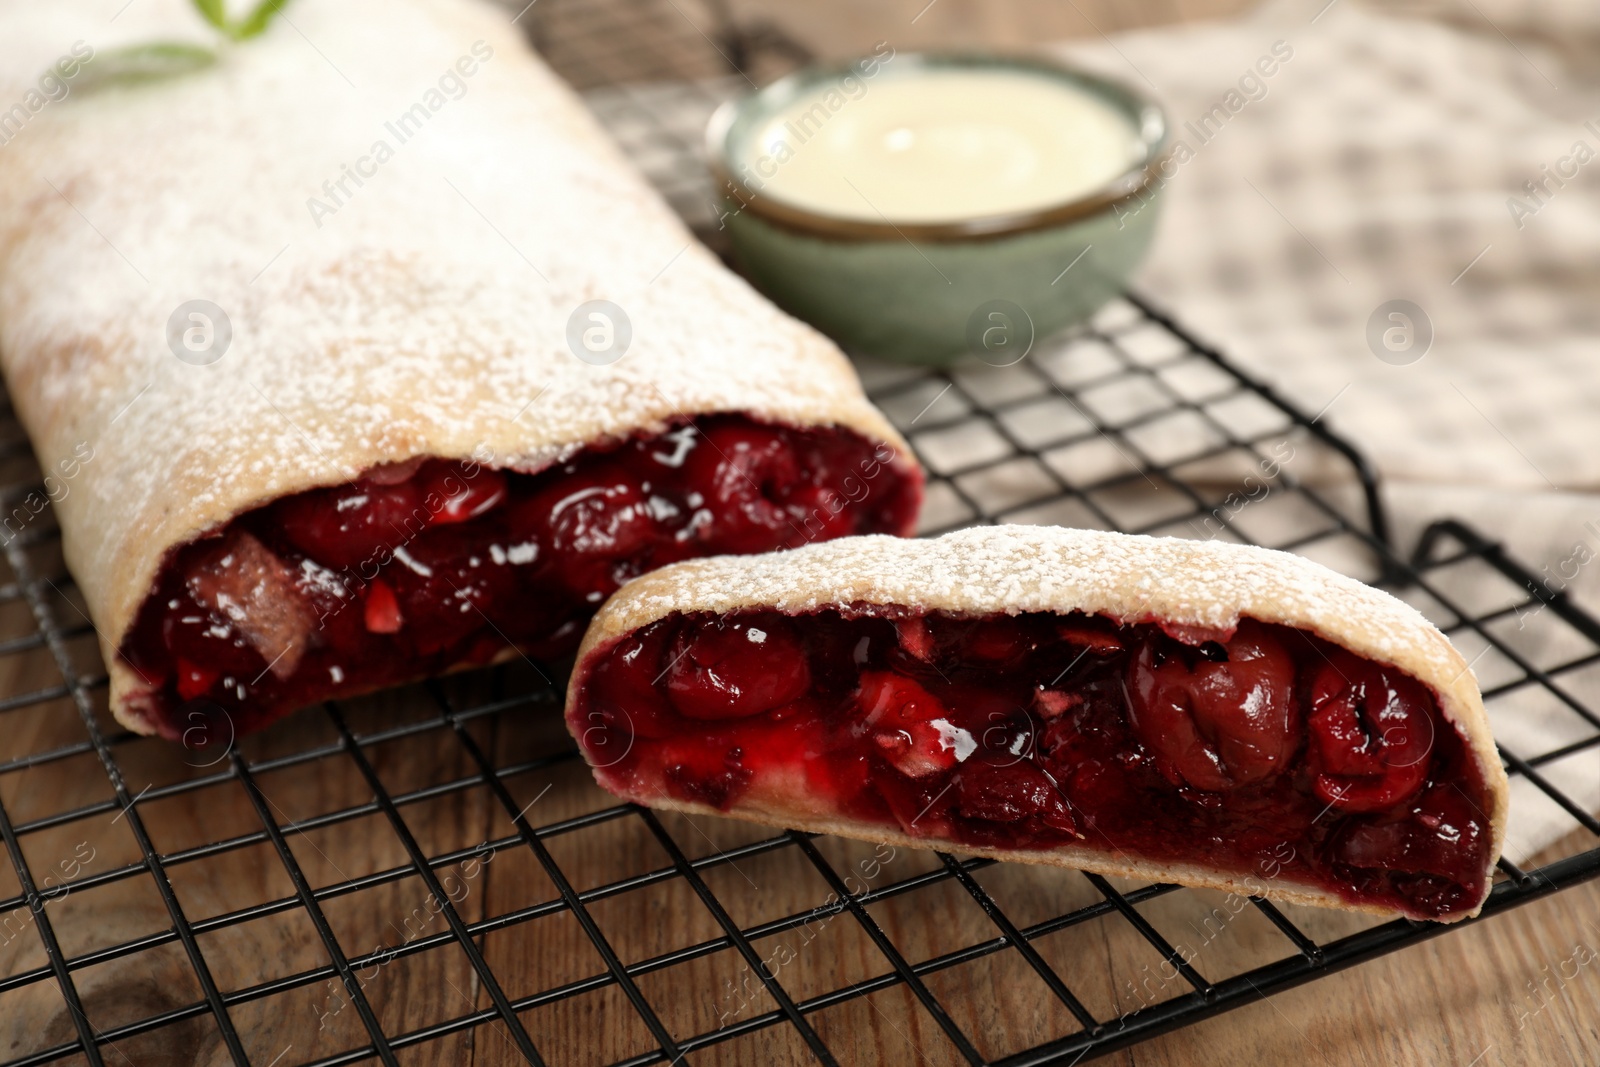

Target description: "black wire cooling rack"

left=1, top=2, right=1598, bottom=1064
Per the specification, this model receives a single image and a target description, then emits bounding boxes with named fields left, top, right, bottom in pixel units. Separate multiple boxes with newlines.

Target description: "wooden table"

left=1, top=1, right=1595, bottom=1064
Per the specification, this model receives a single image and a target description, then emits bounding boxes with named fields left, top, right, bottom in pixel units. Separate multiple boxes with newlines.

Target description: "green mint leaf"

left=56, top=0, right=290, bottom=94
left=191, top=0, right=230, bottom=31
left=74, top=42, right=218, bottom=91
left=231, top=0, right=291, bottom=40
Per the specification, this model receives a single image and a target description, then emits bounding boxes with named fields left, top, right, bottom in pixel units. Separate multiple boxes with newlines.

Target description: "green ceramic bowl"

left=706, top=53, right=1171, bottom=365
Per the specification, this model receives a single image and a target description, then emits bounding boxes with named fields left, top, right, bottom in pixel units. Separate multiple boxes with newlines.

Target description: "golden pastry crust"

left=0, top=0, right=915, bottom=732
left=570, top=526, right=1510, bottom=921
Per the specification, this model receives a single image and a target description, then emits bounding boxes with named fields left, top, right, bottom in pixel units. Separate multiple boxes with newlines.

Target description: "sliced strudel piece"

left=0, top=0, right=920, bottom=738
left=567, top=527, right=1508, bottom=922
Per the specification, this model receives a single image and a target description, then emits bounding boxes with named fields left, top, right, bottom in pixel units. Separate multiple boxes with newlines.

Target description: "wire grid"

left=0, top=6, right=1597, bottom=1067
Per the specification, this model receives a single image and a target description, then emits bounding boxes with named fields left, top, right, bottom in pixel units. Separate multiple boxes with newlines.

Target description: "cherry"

left=858, top=671, right=976, bottom=779
left=681, top=424, right=804, bottom=552
left=539, top=467, right=655, bottom=555
left=417, top=463, right=508, bottom=524
left=659, top=742, right=752, bottom=810
left=783, top=486, right=856, bottom=547
left=804, top=616, right=891, bottom=692
left=665, top=615, right=811, bottom=720
left=1038, top=703, right=1142, bottom=828
left=1055, top=760, right=1124, bottom=832
left=175, top=659, right=219, bottom=701
left=384, top=526, right=504, bottom=656
left=516, top=612, right=588, bottom=662
left=295, top=556, right=374, bottom=667
left=806, top=748, right=876, bottom=816
left=875, top=772, right=955, bottom=838
left=1306, top=650, right=1433, bottom=812
left=275, top=477, right=425, bottom=570
left=1038, top=696, right=1119, bottom=770
left=363, top=579, right=402, bottom=634
left=161, top=594, right=266, bottom=680
left=977, top=702, right=1038, bottom=762
left=1127, top=620, right=1299, bottom=792
left=585, top=622, right=679, bottom=740
left=718, top=705, right=828, bottom=780
left=1329, top=784, right=1486, bottom=887
left=952, top=616, right=1037, bottom=670
left=953, top=758, right=1075, bottom=832
left=523, top=463, right=658, bottom=600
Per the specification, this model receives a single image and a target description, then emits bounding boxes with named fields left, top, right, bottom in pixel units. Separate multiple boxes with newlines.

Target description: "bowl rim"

left=705, top=51, right=1172, bottom=243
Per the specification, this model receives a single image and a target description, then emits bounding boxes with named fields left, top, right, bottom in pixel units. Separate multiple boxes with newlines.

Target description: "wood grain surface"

left=2, top=1, right=1597, bottom=1065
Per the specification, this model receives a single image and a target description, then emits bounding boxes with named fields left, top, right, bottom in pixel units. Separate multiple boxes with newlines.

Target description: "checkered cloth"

left=1056, top=0, right=1600, bottom=861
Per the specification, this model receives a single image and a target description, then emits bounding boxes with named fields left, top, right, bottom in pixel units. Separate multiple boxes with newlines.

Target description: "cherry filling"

left=119, top=418, right=919, bottom=737
left=574, top=609, right=1496, bottom=920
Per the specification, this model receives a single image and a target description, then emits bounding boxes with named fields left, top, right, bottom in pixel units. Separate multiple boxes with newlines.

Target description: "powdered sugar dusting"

left=591, top=526, right=1479, bottom=721
left=0, top=0, right=906, bottom=660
